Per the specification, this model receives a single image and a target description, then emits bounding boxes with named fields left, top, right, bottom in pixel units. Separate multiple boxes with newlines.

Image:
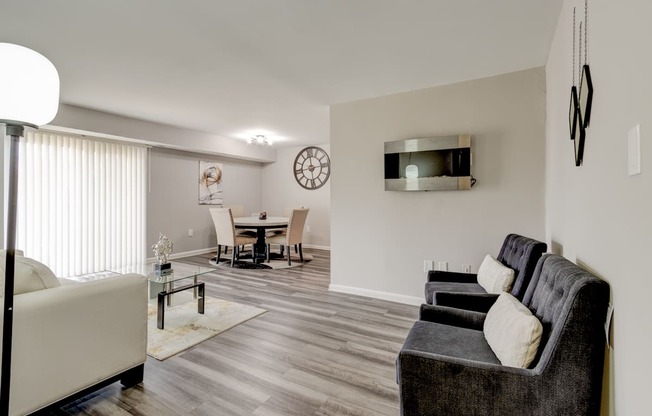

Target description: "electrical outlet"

left=462, top=264, right=471, bottom=273
left=423, top=260, right=434, bottom=273
left=437, top=261, right=448, bottom=271
left=188, top=228, right=193, bottom=237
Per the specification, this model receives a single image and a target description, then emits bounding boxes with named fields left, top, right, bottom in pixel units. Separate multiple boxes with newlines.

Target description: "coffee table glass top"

left=116, top=261, right=216, bottom=284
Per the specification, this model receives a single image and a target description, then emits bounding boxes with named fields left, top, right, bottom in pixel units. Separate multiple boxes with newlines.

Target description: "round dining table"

left=233, top=216, right=289, bottom=262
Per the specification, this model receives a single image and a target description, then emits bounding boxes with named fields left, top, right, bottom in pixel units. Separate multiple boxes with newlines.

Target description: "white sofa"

left=1, top=252, right=147, bottom=415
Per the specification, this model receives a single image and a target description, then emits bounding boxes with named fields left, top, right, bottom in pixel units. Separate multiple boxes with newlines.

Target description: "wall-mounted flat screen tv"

left=384, top=135, right=472, bottom=191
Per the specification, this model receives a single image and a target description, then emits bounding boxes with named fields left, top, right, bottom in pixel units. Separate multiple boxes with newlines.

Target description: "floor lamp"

left=0, top=43, right=59, bottom=415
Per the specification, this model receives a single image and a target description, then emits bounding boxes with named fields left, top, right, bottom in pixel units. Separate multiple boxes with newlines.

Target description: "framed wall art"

left=198, top=161, right=223, bottom=205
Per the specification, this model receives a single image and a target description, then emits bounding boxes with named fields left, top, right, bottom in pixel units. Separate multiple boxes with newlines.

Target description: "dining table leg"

left=254, top=227, right=267, bottom=263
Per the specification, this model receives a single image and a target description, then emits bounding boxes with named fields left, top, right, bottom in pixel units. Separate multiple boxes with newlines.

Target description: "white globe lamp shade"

left=0, top=43, right=60, bottom=127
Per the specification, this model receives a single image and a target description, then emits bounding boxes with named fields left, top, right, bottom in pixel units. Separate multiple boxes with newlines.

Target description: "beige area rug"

left=147, top=296, right=266, bottom=360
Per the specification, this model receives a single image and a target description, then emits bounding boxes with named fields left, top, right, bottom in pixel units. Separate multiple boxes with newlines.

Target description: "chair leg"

left=252, top=244, right=256, bottom=261
left=299, top=243, right=304, bottom=262
left=224, top=245, right=228, bottom=255
left=266, top=244, right=271, bottom=263
left=217, top=246, right=221, bottom=263
left=287, top=245, right=291, bottom=266
left=231, top=246, right=236, bottom=267
left=280, top=245, right=284, bottom=256
left=295, top=244, right=298, bottom=253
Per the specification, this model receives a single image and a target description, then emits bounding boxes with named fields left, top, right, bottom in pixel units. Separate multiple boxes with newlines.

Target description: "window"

left=17, top=130, right=147, bottom=276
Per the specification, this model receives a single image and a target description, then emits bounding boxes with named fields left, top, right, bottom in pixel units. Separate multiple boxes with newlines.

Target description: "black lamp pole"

left=1, top=124, right=24, bottom=415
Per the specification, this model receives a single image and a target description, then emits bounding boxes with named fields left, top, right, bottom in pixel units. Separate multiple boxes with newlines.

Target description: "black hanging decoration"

left=579, top=0, right=593, bottom=129
left=568, top=7, right=581, bottom=143
left=568, top=0, right=592, bottom=167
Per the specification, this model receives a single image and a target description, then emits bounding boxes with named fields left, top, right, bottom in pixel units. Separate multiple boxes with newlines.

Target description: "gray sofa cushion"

left=424, top=281, right=485, bottom=304
left=403, top=321, right=500, bottom=365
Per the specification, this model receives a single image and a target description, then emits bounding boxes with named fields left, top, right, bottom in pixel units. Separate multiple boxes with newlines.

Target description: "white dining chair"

left=266, top=208, right=309, bottom=265
left=210, top=208, right=257, bottom=266
left=222, top=204, right=256, bottom=254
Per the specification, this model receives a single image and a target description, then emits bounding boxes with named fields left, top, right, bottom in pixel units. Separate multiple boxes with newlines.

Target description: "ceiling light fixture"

left=248, top=135, right=273, bottom=146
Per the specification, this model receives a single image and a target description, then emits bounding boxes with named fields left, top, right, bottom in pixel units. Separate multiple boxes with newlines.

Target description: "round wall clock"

left=293, top=146, right=330, bottom=190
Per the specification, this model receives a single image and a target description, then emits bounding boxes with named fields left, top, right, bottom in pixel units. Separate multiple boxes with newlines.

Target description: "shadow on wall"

left=577, top=257, right=615, bottom=416
left=550, top=240, right=563, bottom=256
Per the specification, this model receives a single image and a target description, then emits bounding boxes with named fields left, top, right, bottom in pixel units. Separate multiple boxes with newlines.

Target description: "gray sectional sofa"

left=398, top=254, right=610, bottom=416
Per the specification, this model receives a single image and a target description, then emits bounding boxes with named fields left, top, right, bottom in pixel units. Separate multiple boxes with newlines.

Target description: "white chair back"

left=285, top=208, right=309, bottom=245
left=210, top=208, right=236, bottom=247
left=224, top=205, right=245, bottom=218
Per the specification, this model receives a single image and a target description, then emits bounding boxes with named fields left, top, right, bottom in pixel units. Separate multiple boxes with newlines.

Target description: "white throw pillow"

left=484, top=292, right=543, bottom=368
left=477, top=254, right=515, bottom=294
left=0, top=254, right=60, bottom=297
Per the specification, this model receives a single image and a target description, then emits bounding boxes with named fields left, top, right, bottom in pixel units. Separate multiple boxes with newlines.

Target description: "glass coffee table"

left=118, top=262, right=216, bottom=329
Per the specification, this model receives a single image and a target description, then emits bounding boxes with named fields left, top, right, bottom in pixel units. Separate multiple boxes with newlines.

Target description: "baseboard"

left=303, top=244, right=330, bottom=251
left=328, top=284, right=423, bottom=306
left=148, top=245, right=328, bottom=263
left=147, top=247, right=218, bottom=263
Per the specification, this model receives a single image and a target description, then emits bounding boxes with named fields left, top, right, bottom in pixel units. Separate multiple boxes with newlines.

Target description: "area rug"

left=209, top=252, right=313, bottom=270
left=147, top=296, right=266, bottom=360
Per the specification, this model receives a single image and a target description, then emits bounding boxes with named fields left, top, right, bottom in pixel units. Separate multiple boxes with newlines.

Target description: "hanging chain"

left=584, top=0, right=588, bottom=65
left=572, top=7, right=576, bottom=86
left=579, top=22, right=583, bottom=81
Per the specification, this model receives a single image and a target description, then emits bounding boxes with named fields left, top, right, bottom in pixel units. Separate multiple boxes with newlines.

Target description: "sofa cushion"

left=477, top=255, right=515, bottom=294
left=0, top=254, right=60, bottom=296
left=403, top=320, right=500, bottom=364
left=484, top=292, right=542, bottom=368
left=425, top=281, right=486, bottom=304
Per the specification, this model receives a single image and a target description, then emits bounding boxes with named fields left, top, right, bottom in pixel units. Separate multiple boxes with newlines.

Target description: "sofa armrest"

left=427, top=270, right=478, bottom=283
left=419, top=304, right=486, bottom=330
left=433, top=292, right=500, bottom=313
left=6, top=274, right=147, bottom=415
left=397, top=349, right=541, bottom=416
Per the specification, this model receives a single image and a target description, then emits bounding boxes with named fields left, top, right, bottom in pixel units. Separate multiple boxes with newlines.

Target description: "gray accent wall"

left=330, top=68, right=546, bottom=304
left=546, top=1, right=652, bottom=414
left=148, top=148, right=263, bottom=254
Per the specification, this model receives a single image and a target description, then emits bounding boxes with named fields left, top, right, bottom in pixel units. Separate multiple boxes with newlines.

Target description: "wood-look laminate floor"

left=46, top=249, right=419, bottom=416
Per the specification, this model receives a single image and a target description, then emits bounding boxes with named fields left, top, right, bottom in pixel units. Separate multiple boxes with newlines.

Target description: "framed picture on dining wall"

left=198, top=161, right=223, bottom=205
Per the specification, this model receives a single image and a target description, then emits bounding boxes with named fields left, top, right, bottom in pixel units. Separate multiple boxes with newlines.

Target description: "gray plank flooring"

left=46, top=249, right=418, bottom=415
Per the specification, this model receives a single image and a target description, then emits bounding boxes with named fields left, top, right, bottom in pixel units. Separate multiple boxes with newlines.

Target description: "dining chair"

left=222, top=204, right=256, bottom=254
left=266, top=208, right=309, bottom=265
left=210, top=208, right=257, bottom=266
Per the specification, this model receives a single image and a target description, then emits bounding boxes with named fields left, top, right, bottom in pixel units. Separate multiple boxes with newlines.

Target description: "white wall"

left=261, top=145, right=330, bottom=248
left=330, top=68, right=546, bottom=304
left=148, top=148, right=263, bottom=255
left=546, top=1, right=652, bottom=414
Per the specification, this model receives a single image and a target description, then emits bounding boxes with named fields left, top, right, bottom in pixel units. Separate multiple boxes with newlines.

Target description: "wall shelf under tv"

left=384, top=135, right=472, bottom=191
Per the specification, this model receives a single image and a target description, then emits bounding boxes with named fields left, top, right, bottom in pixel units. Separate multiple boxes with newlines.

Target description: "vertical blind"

left=16, top=131, right=147, bottom=277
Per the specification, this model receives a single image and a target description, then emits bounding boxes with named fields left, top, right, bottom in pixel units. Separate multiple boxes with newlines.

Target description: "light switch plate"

left=628, top=124, right=641, bottom=176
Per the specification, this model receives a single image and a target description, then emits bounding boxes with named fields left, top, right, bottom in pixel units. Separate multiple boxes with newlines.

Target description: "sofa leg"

left=120, top=364, right=144, bottom=388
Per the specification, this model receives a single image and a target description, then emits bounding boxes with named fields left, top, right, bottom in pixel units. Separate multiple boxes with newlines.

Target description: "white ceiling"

left=0, top=0, right=562, bottom=148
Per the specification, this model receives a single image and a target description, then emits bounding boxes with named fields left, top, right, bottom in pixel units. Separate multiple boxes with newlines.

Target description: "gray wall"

left=330, top=68, right=546, bottom=304
left=148, top=148, right=263, bottom=255
left=546, top=1, right=652, bottom=414
left=261, top=145, right=331, bottom=248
